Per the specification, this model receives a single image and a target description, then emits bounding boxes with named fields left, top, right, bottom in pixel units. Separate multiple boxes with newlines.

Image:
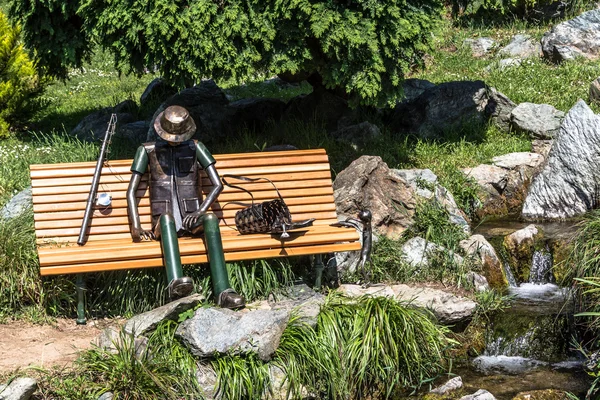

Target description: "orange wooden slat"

left=38, top=227, right=360, bottom=266
left=34, top=203, right=336, bottom=230
left=39, top=242, right=360, bottom=276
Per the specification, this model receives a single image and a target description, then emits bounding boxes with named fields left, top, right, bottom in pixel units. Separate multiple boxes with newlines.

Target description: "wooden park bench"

left=30, top=148, right=362, bottom=321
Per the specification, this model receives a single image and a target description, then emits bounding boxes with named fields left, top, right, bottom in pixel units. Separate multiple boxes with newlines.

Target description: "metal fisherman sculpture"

left=126, top=105, right=245, bottom=309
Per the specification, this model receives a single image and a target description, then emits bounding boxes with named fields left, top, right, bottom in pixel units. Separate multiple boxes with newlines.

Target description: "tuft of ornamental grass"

left=275, top=293, right=455, bottom=399
left=61, top=321, right=202, bottom=399
left=566, top=210, right=600, bottom=332
left=211, top=353, right=271, bottom=400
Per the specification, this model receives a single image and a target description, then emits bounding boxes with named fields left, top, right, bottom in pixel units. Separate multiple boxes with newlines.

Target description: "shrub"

left=11, top=0, right=444, bottom=107
left=0, top=11, right=44, bottom=138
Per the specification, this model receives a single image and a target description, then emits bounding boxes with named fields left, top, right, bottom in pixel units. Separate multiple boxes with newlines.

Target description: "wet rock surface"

left=460, top=234, right=507, bottom=290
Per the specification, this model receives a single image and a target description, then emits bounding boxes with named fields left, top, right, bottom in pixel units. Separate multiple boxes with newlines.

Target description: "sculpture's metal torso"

left=144, top=140, right=202, bottom=230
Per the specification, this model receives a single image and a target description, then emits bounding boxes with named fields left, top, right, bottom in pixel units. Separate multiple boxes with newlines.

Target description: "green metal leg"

left=203, top=213, right=231, bottom=296
left=314, top=254, right=324, bottom=289
left=76, top=274, right=86, bottom=325
left=158, top=214, right=183, bottom=283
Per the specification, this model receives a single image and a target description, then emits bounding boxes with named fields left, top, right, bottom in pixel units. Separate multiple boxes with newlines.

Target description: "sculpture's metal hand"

left=183, top=212, right=205, bottom=234
left=131, top=227, right=155, bottom=242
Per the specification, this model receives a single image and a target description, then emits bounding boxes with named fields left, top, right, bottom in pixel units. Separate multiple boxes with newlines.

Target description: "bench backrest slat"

left=31, top=149, right=341, bottom=244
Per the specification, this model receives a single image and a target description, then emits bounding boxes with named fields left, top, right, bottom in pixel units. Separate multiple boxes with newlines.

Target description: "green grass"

left=274, top=294, right=455, bottom=399
left=417, top=17, right=600, bottom=113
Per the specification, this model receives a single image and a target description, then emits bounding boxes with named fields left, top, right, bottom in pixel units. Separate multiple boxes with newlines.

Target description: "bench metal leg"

left=76, top=274, right=86, bottom=325
left=313, top=254, right=324, bottom=289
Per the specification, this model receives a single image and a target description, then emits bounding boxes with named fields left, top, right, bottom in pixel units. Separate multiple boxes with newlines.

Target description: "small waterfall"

left=530, top=248, right=553, bottom=284
left=503, top=261, right=517, bottom=287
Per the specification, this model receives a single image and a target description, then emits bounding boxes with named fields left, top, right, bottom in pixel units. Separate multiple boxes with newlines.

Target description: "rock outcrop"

left=338, top=284, right=477, bottom=325
left=460, top=234, right=507, bottom=289
left=522, top=100, right=600, bottom=220
left=542, top=9, right=600, bottom=62
left=176, top=307, right=290, bottom=361
left=333, top=156, right=416, bottom=238
left=510, top=102, right=565, bottom=139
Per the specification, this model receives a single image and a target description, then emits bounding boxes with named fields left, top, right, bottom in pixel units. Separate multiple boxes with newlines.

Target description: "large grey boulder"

left=463, top=38, right=497, bottom=57
left=522, top=100, right=600, bottom=220
left=394, top=168, right=470, bottom=234
left=401, top=78, right=436, bottom=102
left=118, top=121, right=150, bottom=145
left=139, top=78, right=177, bottom=109
left=72, top=101, right=137, bottom=142
left=1, top=187, right=32, bottom=220
left=499, top=34, right=541, bottom=59
left=510, top=102, right=565, bottom=139
left=95, top=328, right=149, bottom=358
left=331, top=122, right=381, bottom=151
left=283, top=89, right=353, bottom=133
left=387, top=81, right=490, bottom=138
left=333, top=156, right=416, bottom=238
left=268, top=284, right=325, bottom=328
left=542, top=9, right=600, bottom=62
left=176, top=307, right=290, bottom=361
left=124, top=294, right=204, bottom=335
left=338, top=284, right=477, bottom=324
left=0, top=377, right=37, bottom=400
left=226, top=97, right=286, bottom=133
left=460, top=234, right=508, bottom=290
left=147, top=80, right=230, bottom=143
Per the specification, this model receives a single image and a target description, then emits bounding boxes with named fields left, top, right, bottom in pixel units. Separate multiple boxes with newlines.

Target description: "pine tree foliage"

left=0, top=11, right=43, bottom=138
left=9, top=0, right=443, bottom=106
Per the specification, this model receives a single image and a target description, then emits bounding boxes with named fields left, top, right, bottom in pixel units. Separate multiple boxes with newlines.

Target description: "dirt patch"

left=0, top=319, right=117, bottom=374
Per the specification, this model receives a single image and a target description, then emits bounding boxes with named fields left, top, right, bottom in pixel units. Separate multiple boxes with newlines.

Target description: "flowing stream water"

left=453, top=219, right=591, bottom=399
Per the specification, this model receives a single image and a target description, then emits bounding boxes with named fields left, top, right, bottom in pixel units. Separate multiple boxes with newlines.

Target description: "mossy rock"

left=512, top=389, right=570, bottom=399
left=503, top=225, right=544, bottom=283
left=549, top=238, right=573, bottom=285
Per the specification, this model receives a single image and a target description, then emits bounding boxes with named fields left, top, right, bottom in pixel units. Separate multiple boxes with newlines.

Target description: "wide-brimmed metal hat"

left=154, top=105, right=197, bottom=143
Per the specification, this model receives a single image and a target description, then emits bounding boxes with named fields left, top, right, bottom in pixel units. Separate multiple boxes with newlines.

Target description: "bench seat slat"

left=32, top=170, right=333, bottom=188
left=30, top=162, right=332, bottom=180
left=38, top=226, right=359, bottom=266
left=35, top=210, right=339, bottom=238
left=39, top=242, right=361, bottom=276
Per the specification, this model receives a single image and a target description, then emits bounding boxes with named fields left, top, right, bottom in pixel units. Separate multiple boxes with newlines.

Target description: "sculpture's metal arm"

left=127, top=146, right=153, bottom=241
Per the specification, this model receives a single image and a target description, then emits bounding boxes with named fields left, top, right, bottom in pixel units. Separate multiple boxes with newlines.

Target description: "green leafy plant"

left=11, top=0, right=445, bottom=107
left=212, top=353, right=271, bottom=400
left=275, top=294, right=455, bottom=399
left=77, top=321, right=201, bottom=399
left=0, top=11, right=45, bottom=138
